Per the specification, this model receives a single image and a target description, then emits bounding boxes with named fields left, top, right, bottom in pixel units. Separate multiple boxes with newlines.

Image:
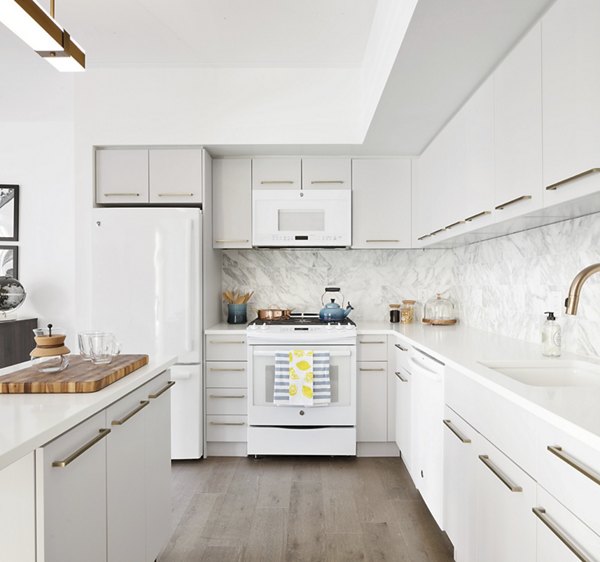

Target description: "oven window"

left=264, top=364, right=340, bottom=403
left=278, top=209, right=325, bottom=231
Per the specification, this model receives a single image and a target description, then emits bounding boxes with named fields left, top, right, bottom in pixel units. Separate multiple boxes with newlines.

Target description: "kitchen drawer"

left=357, top=335, right=388, bottom=362
left=535, top=485, right=600, bottom=562
left=205, top=335, right=247, bottom=361
left=392, top=336, right=411, bottom=371
left=206, top=389, right=248, bottom=415
left=535, top=421, right=600, bottom=535
left=206, top=361, right=247, bottom=388
left=206, top=416, right=247, bottom=442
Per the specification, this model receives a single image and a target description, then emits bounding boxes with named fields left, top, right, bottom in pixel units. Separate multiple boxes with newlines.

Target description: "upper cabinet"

left=96, top=148, right=203, bottom=206
left=542, top=0, right=600, bottom=204
left=494, top=23, right=543, bottom=218
left=212, top=158, right=252, bottom=249
left=252, top=157, right=301, bottom=190
left=352, top=159, right=411, bottom=249
left=302, top=158, right=351, bottom=190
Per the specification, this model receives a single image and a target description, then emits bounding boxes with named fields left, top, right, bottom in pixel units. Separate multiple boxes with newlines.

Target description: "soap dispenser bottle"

left=542, top=311, right=561, bottom=357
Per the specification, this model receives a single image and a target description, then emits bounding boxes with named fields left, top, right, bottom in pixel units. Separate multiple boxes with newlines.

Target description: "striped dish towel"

left=273, top=350, right=331, bottom=406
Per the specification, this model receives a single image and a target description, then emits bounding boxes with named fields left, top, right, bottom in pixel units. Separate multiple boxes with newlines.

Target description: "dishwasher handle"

left=409, top=356, right=443, bottom=382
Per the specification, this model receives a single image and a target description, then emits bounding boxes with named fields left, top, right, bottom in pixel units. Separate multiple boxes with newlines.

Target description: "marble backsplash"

left=222, top=212, right=600, bottom=358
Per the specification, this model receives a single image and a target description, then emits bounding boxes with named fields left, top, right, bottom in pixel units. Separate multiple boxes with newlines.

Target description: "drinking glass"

left=78, top=331, right=105, bottom=361
left=89, top=333, right=121, bottom=365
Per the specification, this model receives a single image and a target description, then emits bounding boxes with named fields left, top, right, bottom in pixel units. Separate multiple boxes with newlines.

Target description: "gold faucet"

left=565, top=263, right=600, bottom=315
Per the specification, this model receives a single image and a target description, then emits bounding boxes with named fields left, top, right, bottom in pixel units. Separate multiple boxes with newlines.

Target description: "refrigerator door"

left=169, top=364, right=202, bottom=459
left=91, top=208, right=202, bottom=364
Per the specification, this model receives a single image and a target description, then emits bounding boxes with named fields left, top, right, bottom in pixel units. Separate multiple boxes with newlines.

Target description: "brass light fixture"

left=0, top=0, right=85, bottom=71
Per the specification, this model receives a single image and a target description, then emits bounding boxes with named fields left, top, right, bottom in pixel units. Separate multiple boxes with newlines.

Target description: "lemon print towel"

left=274, top=350, right=331, bottom=406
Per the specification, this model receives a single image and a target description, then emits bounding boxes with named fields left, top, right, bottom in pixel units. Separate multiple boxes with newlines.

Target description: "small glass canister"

left=389, top=304, right=401, bottom=323
left=400, top=300, right=416, bottom=324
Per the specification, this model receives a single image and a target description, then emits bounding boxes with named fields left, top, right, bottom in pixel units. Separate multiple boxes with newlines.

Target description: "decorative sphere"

left=0, top=276, right=26, bottom=314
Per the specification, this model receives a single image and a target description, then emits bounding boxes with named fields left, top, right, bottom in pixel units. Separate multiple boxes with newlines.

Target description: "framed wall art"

left=0, top=246, right=18, bottom=278
left=0, top=185, right=19, bottom=241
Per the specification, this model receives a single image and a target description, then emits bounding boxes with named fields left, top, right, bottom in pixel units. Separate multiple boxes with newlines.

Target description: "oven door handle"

left=252, top=350, right=353, bottom=358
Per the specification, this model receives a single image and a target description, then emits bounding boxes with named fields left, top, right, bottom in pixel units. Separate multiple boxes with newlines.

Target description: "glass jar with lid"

left=400, top=300, right=416, bottom=324
left=422, top=294, right=457, bottom=325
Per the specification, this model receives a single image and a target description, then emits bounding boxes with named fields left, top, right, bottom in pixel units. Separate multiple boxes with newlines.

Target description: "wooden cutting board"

left=0, top=354, right=149, bottom=394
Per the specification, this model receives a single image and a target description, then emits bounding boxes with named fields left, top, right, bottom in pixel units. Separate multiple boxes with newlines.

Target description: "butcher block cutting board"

left=0, top=354, right=149, bottom=394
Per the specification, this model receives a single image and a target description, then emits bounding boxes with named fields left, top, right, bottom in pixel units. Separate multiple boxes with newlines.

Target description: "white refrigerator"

left=91, top=207, right=203, bottom=459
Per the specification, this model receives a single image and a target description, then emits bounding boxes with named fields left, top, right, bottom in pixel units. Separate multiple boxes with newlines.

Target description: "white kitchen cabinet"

left=36, top=410, right=109, bottom=562
left=394, top=341, right=412, bottom=471
left=0, top=452, right=36, bottom=562
left=351, top=158, right=412, bottom=249
left=543, top=0, right=600, bottom=204
left=149, top=148, right=203, bottom=204
left=252, top=157, right=301, bottom=190
left=213, top=158, right=252, bottom=248
left=473, top=432, right=536, bottom=562
left=357, top=361, right=387, bottom=442
left=96, top=148, right=149, bottom=204
left=494, top=23, right=543, bottom=219
left=302, top=157, right=351, bottom=190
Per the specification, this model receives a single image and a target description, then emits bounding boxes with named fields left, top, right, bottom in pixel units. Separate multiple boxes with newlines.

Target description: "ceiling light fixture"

left=0, top=0, right=85, bottom=71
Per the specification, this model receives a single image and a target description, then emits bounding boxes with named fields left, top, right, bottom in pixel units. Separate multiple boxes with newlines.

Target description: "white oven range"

left=246, top=314, right=357, bottom=456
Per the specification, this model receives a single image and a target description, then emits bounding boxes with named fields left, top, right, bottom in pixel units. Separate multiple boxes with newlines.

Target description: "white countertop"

left=358, top=322, right=600, bottom=450
left=0, top=355, right=176, bottom=471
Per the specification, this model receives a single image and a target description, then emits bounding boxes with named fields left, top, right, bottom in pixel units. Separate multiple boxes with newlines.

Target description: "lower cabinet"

left=393, top=343, right=412, bottom=471
left=357, top=361, right=387, bottom=442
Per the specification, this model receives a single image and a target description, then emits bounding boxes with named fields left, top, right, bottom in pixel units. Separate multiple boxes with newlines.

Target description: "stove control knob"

left=261, top=324, right=267, bottom=330
left=299, top=410, right=305, bottom=416
left=336, top=323, right=343, bottom=330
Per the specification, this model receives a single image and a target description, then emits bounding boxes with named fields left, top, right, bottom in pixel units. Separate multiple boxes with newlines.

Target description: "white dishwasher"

left=409, top=346, right=445, bottom=529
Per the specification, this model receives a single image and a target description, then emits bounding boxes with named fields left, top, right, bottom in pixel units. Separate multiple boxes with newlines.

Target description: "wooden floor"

left=160, top=456, right=454, bottom=562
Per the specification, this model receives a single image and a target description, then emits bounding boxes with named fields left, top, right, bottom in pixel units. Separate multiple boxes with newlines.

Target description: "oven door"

left=248, top=345, right=356, bottom=426
left=252, top=189, right=351, bottom=247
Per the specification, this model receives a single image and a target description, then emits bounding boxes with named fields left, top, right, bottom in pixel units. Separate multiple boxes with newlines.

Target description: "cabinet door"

left=473, top=434, right=536, bottom=562
left=36, top=411, right=109, bottom=562
left=302, top=158, right=351, bottom=190
left=443, top=406, right=476, bottom=562
left=106, top=386, right=148, bottom=562
left=252, top=157, right=301, bottom=190
left=543, top=0, right=600, bottom=203
left=212, top=158, right=252, bottom=248
left=96, top=148, right=149, bottom=204
left=149, top=148, right=203, bottom=204
left=494, top=23, right=543, bottom=218
left=357, top=362, right=387, bottom=442
left=144, top=372, right=173, bottom=562
left=0, top=453, right=35, bottom=562
left=394, top=365, right=411, bottom=471
left=352, top=159, right=412, bottom=248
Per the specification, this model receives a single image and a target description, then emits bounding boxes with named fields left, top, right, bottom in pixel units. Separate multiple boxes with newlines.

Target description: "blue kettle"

left=319, top=287, right=354, bottom=322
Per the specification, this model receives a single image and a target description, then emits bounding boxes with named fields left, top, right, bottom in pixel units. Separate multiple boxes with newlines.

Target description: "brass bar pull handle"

left=417, top=234, right=431, bottom=241
left=104, top=192, right=140, bottom=197
left=209, top=394, right=246, bottom=399
left=208, top=340, right=246, bottom=344
left=209, top=368, right=246, bottom=372
left=260, top=180, right=295, bottom=184
left=215, top=240, right=250, bottom=243
left=443, top=419, right=471, bottom=444
left=395, top=371, right=408, bottom=382
left=445, top=220, right=465, bottom=230
left=149, top=380, right=176, bottom=399
left=112, top=400, right=150, bottom=426
left=359, top=368, right=386, bottom=372
left=311, top=180, right=345, bottom=184
left=532, top=507, right=592, bottom=562
left=359, top=341, right=385, bottom=344
left=157, top=192, right=194, bottom=197
left=365, top=239, right=400, bottom=243
left=547, top=445, right=600, bottom=485
left=495, top=195, right=532, bottom=210
left=52, top=428, right=111, bottom=468
left=465, top=210, right=491, bottom=222
left=478, top=455, right=522, bottom=492
left=394, top=343, right=408, bottom=352
left=546, top=168, right=600, bottom=191
left=209, top=421, right=246, bottom=426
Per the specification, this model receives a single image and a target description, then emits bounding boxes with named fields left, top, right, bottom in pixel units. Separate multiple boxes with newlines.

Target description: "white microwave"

left=252, top=189, right=351, bottom=247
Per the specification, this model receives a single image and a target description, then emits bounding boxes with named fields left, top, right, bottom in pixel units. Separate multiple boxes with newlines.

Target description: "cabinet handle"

left=395, top=371, right=408, bottom=382
left=209, top=368, right=246, bottom=372
left=209, top=421, right=246, bottom=426
left=215, top=239, right=250, bottom=244
left=443, top=419, right=471, bottom=444
left=546, top=168, right=600, bottom=191
left=260, top=180, right=294, bottom=184
left=148, top=380, right=176, bottom=399
left=311, top=180, right=345, bottom=184
left=495, top=194, right=532, bottom=210
left=547, top=445, right=600, bottom=486
left=112, top=400, right=150, bottom=426
left=209, top=340, right=245, bottom=344
left=430, top=228, right=446, bottom=236
left=478, top=455, right=522, bottom=492
left=52, top=428, right=111, bottom=468
left=359, top=341, right=385, bottom=344
left=532, top=507, right=592, bottom=562
left=465, top=210, right=491, bottom=222
left=104, top=192, right=140, bottom=197
left=417, top=234, right=431, bottom=241
left=157, top=192, right=194, bottom=197
left=444, top=220, right=465, bottom=230
left=365, top=239, right=400, bottom=243
left=359, top=368, right=385, bottom=372
left=394, top=343, right=408, bottom=352
left=209, top=394, right=246, bottom=399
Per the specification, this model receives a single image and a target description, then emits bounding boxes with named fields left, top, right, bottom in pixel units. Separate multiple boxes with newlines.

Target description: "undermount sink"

left=479, top=360, right=600, bottom=387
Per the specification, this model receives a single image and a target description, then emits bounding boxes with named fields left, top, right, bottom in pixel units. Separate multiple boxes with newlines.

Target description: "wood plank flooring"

left=160, top=457, right=454, bottom=562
